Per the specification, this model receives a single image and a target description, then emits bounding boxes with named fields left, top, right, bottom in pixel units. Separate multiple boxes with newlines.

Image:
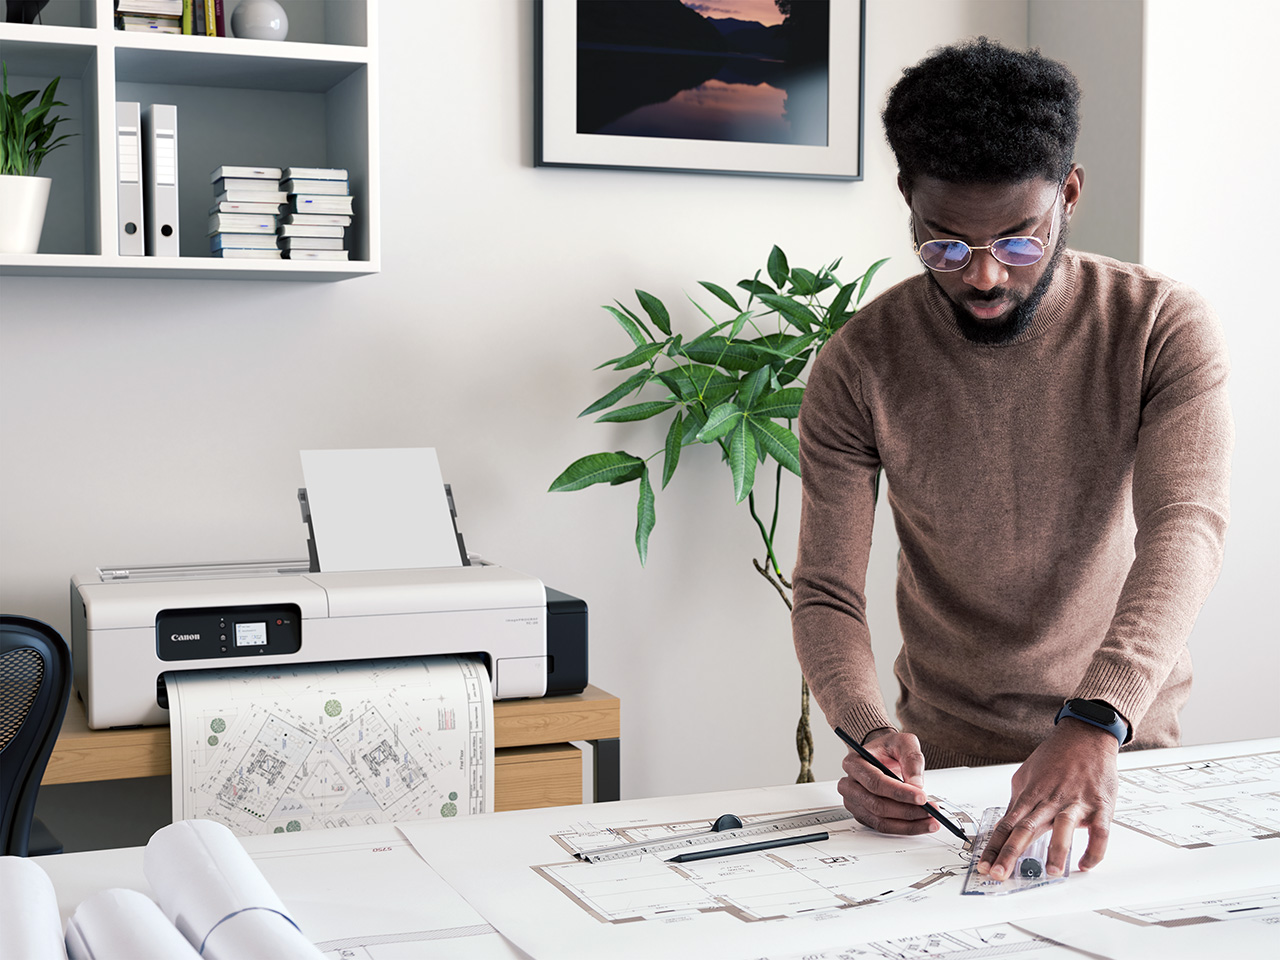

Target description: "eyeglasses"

left=913, top=186, right=1062, bottom=272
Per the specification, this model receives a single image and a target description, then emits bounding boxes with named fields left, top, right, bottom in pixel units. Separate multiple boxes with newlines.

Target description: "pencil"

left=833, top=726, right=970, bottom=847
left=666, top=831, right=830, bottom=863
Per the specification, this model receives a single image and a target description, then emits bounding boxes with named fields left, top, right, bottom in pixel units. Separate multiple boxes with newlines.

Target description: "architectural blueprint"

left=169, top=655, right=492, bottom=836
left=1111, top=750, right=1280, bottom=848
left=243, top=826, right=523, bottom=960
left=537, top=804, right=973, bottom=924
left=755, top=924, right=1078, bottom=960
left=1015, top=884, right=1280, bottom=960
left=404, top=740, right=1280, bottom=960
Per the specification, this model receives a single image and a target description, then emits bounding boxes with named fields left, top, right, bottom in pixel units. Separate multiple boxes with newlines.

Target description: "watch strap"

left=1054, top=698, right=1129, bottom=746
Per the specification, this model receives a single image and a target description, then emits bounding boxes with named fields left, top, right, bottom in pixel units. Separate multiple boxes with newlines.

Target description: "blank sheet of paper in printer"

left=300, top=448, right=463, bottom=572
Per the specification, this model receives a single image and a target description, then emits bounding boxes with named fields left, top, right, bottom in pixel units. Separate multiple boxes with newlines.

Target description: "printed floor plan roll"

left=167, top=654, right=493, bottom=835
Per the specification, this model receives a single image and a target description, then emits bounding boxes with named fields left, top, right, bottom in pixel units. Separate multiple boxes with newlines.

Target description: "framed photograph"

left=535, top=0, right=865, bottom=180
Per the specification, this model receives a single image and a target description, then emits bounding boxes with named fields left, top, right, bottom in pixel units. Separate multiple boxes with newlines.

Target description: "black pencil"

left=666, top=831, right=830, bottom=863
left=833, top=726, right=970, bottom=847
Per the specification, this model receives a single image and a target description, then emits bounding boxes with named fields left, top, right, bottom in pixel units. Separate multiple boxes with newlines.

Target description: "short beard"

left=928, top=225, right=1069, bottom=345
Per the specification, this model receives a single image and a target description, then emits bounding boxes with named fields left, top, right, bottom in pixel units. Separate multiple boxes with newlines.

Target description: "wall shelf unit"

left=0, top=0, right=378, bottom=281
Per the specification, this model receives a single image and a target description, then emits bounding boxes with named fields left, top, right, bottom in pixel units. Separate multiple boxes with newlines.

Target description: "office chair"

left=1, top=615, right=72, bottom=856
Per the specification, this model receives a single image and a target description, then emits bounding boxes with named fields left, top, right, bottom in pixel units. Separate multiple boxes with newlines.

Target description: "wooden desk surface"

left=43, top=684, right=620, bottom=785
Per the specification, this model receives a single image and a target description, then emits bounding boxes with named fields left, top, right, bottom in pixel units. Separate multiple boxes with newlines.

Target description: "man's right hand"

left=836, top=728, right=939, bottom=835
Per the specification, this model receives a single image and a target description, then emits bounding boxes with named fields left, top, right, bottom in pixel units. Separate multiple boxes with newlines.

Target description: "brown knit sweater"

left=792, top=250, right=1233, bottom=766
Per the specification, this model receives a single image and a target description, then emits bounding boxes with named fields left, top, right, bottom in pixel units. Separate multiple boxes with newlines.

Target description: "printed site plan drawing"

left=168, top=655, right=493, bottom=836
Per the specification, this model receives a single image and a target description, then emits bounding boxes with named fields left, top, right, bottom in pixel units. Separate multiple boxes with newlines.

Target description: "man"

left=791, top=38, right=1232, bottom=882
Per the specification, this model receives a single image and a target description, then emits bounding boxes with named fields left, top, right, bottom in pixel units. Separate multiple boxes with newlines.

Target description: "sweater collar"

left=923, top=249, right=1079, bottom=347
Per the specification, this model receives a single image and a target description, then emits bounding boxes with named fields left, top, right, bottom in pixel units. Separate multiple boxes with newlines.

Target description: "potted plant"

left=550, top=246, right=887, bottom=782
left=0, top=63, right=75, bottom=254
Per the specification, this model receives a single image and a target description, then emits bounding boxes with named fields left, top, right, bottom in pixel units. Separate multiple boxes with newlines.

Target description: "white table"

left=34, top=738, right=1280, bottom=960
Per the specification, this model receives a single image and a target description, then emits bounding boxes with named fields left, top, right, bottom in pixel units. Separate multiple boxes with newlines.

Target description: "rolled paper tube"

left=0, top=855, right=66, bottom=960
left=65, top=888, right=201, bottom=960
left=143, top=819, right=322, bottom=958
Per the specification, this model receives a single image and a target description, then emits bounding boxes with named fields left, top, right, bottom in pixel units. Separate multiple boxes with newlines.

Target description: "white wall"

left=1141, top=0, right=1280, bottom=744
left=1029, top=0, right=1143, bottom=263
left=0, top=1, right=1030, bottom=801
left=10, top=0, right=1270, bottom=807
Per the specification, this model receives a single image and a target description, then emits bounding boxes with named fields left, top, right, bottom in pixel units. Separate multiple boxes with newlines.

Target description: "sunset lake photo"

left=576, top=0, right=831, bottom=146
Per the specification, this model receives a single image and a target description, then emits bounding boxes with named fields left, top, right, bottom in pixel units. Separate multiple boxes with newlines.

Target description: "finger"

left=1045, top=811, right=1079, bottom=877
left=841, top=751, right=928, bottom=805
left=883, top=734, right=927, bottom=786
left=1076, top=818, right=1111, bottom=872
left=984, top=812, right=1045, bottom=882
left=837, top=776, right=939, bottom=835
left=975, top=816, right=1010, bottom=874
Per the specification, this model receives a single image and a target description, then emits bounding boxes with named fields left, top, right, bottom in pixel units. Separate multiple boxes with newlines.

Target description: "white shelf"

left=0, top=0, right=379, bottom=281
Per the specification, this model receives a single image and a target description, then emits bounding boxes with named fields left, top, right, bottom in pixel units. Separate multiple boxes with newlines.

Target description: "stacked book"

left=278, top=167, right=353, bottom=261
left=115, top=0, right=184, bottom=32
left=208, top=165, right=285, bottom=259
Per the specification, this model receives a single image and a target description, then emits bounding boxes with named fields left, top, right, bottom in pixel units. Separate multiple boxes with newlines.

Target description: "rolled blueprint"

left=144, top=819, right=324, bottom=960
left=0, top=855, right=67, bottom=960
left=65, top=888, right=200, bottom=960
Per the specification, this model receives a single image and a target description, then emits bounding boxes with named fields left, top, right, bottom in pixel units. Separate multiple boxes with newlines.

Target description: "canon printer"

left=70, top=487, right=587, bottom=730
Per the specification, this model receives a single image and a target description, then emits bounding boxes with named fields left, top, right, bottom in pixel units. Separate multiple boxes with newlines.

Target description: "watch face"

left=1073, top=699, right=1116, bottom=724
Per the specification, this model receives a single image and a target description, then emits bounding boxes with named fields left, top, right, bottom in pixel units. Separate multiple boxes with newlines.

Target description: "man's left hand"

left=976, top=719, right=1119, bottom=880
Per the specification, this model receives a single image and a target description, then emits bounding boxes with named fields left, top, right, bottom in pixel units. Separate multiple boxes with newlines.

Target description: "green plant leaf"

left=578, top=369, right=651, bottom=417
left=609, top=458, right=646, bottom=485
left=767, top=245, right=790, bottom=288
left=737, top=366, right=771, bottom=411
left=737, top=276, right=774, bottom=301
left=757, top=293, right=819, bottom=333
left=750, top=419, right=801, bottom=475
left=602, top=305, right=650, bottom=348
left=657, top=364, right=739, bottom=407
left=635, top=466, right=656, bottom=565
left=613, top=299, right=654, bottom=340
left=752, top=331, right=819, bottom=362
left=682, top=404, right=708, bottom=442
left=698, top=280, right=740, bottom=312
left=856, top=257, right=891, bottom=305
left=549, top=452, right=645, bottom=492
left=729, top=420, right=758, bottom=502
left=751, top=387, right=805, bottom=419
left=662, top=412, right=683, bottom=488
left=612, top=340, right=668, bottom=370
left=789, top=267, right=817, bottom=295
left=825, top=281, right=856, bottom=323
left=635, top=289, right=672, bottom=336
left=696, top=402, right=742, bottom=442
left=678, top=336, right=769, bottom=372
left=595, top=399, right=676, bottom=423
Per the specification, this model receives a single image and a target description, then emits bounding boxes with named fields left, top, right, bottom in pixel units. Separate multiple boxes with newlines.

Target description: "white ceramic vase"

left=230, top=0, right=289, bottom=41
left=0, top=175, right=52, bottom=254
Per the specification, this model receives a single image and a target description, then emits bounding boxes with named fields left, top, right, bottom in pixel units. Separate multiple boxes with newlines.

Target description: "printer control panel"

left=156, top=604, right=302, bottom=662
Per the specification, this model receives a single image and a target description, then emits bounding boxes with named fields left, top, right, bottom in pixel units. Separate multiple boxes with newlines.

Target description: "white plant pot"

left=0, top=175, right=52, bottom=254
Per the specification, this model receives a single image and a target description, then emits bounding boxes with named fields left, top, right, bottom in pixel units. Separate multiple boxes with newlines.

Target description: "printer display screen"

left=235, top=622, right=268, bottom=647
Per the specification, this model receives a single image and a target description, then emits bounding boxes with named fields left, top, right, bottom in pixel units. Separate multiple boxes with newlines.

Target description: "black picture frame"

left=534, top=0, right=865, bottom=180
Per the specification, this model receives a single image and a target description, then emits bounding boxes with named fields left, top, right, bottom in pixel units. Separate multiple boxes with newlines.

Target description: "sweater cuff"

left=833, top=702, right=897, bottom=747
left=1071, top=659, right=1152, bottom=741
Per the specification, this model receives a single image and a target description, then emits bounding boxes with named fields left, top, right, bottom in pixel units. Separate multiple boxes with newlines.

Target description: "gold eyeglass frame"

left=913, top=185, right=1063, bottom=272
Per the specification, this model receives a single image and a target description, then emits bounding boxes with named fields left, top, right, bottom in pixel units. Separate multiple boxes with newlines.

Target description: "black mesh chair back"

left=0, top=615, right=72, bottom=856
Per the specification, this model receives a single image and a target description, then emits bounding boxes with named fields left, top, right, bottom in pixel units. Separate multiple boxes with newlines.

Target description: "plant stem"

left=748, top=490, right=782, bottom=578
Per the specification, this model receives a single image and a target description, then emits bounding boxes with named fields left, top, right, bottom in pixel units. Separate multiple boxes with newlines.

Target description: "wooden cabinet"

left=45, top=685, right=622, bottom=813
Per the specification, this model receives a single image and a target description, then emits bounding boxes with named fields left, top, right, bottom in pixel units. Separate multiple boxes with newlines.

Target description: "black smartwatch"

left=1054, top=698, right=1130, bottom=746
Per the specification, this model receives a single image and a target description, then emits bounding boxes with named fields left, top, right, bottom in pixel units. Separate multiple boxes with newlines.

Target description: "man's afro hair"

left=883, top=37, right=1081, bottom=188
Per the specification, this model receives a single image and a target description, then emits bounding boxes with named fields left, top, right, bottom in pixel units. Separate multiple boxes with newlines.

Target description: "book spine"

left=213, top=0, right=226, bottom=37
left=182, top=0, right=193, bottom=35
left=204, top=0, right=216, bottom=36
